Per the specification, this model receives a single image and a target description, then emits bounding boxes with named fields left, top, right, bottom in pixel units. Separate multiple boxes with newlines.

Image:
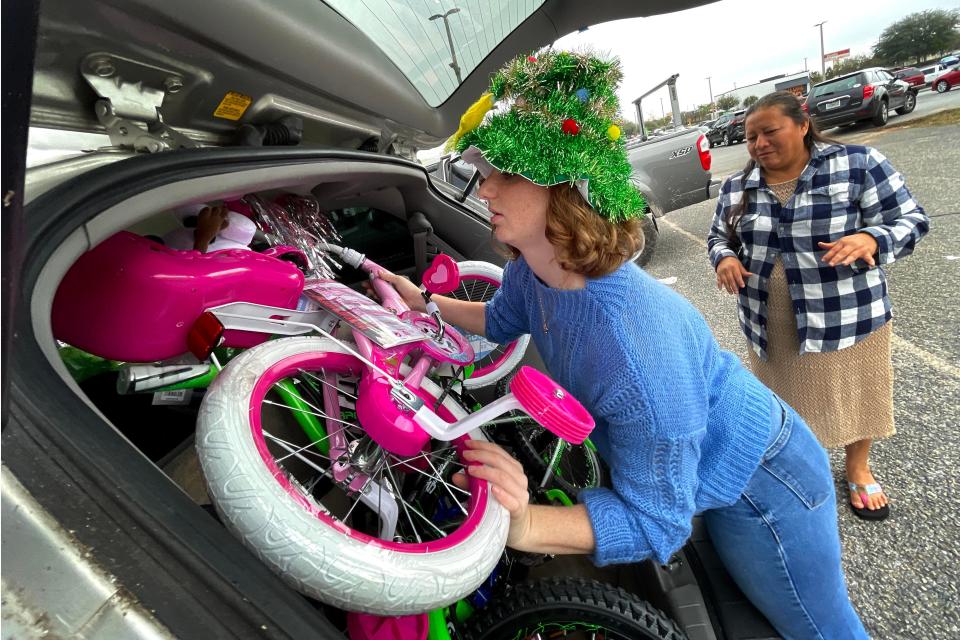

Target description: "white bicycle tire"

left=454, top=261, right=530, bottom=390
left=196, top=336, right=509, bottom=615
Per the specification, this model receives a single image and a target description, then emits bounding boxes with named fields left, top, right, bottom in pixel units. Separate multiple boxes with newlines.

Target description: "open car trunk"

left=6, top=0, right=789, bottom=637
left=9, top=147, right=503, bottom=638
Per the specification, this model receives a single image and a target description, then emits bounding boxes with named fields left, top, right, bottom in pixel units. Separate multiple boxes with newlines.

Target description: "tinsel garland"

left=457, top=50, right=644, bottom=222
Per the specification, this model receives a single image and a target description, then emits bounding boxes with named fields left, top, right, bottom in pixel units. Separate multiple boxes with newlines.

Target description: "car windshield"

left=812, top=75, right=861, bottom=97
left=324, top=0, right=544, bottom=107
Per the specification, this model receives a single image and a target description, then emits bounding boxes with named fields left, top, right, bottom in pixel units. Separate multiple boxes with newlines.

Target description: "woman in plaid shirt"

left=708, top=91, right=929, bottom=521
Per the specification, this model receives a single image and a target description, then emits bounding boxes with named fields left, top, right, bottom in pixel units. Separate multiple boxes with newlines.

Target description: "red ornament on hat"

left=527, top=56, right=537, bottom=62
left=561, top=118, right=580, bottom=135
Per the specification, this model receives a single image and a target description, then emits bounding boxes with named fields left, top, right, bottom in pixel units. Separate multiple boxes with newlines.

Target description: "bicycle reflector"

left=187, top=311, right=225, bottom=361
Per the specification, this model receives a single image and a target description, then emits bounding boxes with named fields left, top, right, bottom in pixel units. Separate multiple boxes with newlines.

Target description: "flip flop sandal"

left=848, top=482, right=890, bottom=521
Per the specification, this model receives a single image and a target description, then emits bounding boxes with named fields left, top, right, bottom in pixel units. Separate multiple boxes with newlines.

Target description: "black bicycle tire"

left=459, top=577, right=688, bottom=640
left=494, top=377, right=606, bottom=496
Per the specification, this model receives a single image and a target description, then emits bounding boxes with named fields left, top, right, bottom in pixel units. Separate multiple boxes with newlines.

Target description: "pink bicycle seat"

left=421, top=254, right=460, bottom=295
left=509, top=366, right=595, bottom=444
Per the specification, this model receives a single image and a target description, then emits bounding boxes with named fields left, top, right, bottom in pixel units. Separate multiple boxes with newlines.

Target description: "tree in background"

left=619, top=119, right=639, bottom=137
left=825, top=54, right=880, bottom=80
left=642, top=115, right=673, bottom=134
left=810, top=70, right=823, bottom=84
left=742, top=95, right=759, bottom=108
left=716, top=95, right=739, bottom=112
left=873, top=9, right=960, bottom=65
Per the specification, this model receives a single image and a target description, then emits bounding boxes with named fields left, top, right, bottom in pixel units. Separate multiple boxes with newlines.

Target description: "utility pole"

left=804, top=57, right=808, bottom=71
left=659, top=97, right=664, bottom=118
left=430, top=8, right=462, bottom=84
left=814, top=21, right=827, bottom=79
left=705, top=76, right=714, bottom=118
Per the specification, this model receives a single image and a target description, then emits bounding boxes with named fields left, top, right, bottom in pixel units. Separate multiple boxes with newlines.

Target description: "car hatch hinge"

left=82, top=54, right=200, bottom=153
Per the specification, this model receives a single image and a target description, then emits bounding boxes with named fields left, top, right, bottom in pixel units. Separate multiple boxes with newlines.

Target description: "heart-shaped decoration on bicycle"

left=422, top=254, right=460, bottom=294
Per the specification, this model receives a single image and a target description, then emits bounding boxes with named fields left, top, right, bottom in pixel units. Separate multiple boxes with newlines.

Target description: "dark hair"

left=497, top=184, right=643, bottom=277
left=724, top=91, right=837, bottom=250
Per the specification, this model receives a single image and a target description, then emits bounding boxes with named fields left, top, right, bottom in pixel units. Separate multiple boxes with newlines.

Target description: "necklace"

left=535, top=271, right=572, bottom=334
left=537, top=289, right=550, bottom=333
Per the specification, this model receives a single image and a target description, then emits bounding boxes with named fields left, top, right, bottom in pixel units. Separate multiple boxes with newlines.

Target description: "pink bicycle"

left=188, top=247, right=593, bottom=616
left=51, top=209, right=593, bottom=624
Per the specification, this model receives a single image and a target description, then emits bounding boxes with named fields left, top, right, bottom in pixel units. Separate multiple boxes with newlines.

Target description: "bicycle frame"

left=207, top=254, right=523, bottom=455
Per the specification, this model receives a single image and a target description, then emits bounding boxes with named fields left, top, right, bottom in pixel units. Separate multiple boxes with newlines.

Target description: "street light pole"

left=705, top=76, right=714, bottom=117
left=430, top=8, right=462, bottom=84
left=814, top=21, right=827, bottom=78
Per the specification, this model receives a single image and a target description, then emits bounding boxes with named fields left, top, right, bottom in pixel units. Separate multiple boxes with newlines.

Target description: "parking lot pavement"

left=646, top=122, right=960, bottom=639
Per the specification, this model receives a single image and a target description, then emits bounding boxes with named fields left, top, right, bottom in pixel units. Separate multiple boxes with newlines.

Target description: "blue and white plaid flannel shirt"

left=708, top=142, right=929, bottom=359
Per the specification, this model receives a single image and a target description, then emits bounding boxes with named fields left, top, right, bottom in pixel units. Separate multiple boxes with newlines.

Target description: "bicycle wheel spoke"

left=383, top=459, right=423, bottom=543
left=388, top=454, right=470, bottom=498
left=263, top=398, right=361, bottom=437
left=400, top=500, right=448, bottom=538
left=264, top=432, right=334, bottom=465
left=421, top=454, right=470, bottom=514
left=298, top=369, right=358, bottom=400
left=270, top=424, right=356, bottom=463
left=266, top=435, right=334, bottom=485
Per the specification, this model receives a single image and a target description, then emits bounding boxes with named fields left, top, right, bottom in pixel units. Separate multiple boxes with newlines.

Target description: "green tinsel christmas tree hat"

left=448, top=50, right=644, bottom=222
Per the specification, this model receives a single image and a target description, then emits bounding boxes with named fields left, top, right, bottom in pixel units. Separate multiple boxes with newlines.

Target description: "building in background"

left=716, top=70, right=811, bottom=107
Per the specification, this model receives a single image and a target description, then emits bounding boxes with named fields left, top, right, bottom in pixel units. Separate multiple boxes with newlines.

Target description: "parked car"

left=6, top=1, right=772, bottom=639
left=940, top=55, right=960, bottom=68
left=705, top=109, right=746, bottom=146
left=920, top=63, right=946, bottom=84
left=931, top=67, right=960, bottom=93
left=892, top=66, right=925, bottom=88
left=804, top=68, right=917, bottom=131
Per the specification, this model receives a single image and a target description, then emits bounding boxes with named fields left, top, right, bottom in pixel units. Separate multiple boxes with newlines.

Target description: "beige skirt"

left=748, top=259, right=895, bottom=448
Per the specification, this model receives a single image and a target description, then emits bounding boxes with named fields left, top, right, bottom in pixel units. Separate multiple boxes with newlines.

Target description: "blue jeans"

left=704, top=397, right=869, bottom=640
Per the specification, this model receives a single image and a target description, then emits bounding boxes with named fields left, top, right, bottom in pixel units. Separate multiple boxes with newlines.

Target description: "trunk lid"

left=31, top=0, right=718, bottom=156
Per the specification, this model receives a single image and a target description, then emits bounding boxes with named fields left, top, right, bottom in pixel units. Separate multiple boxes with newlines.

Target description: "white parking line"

left=658, top=217, right=960, bottom=380
left=891, top=335, right=960, bottom=380
left=660, top=217, right=709, bottom=248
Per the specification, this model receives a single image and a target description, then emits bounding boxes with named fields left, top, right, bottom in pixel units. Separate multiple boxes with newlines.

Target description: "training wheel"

left=509, top=366, right=595, bottom=444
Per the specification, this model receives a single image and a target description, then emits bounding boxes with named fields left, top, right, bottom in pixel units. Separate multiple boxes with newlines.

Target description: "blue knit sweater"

left=485, top=257, right=774, bottom=566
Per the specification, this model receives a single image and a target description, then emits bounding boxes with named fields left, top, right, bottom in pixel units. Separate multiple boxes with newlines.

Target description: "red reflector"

left=188, top=311, right=225, bottom=361
left=801, top=102, right=809, bottom=113
left=863, top=84, right=875, bottom=100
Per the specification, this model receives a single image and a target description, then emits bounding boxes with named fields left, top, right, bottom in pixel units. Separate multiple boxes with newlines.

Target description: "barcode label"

left=152, top=389, right=193, bottom=405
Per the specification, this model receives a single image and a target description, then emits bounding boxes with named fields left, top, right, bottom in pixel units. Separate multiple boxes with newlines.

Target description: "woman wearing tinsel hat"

left=380, top=51, right=869, bottom=639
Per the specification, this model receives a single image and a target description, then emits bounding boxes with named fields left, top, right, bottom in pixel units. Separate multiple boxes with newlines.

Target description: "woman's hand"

left=370, top=269, right=425, bottom=311
left=715, top=256, right=753, bottom=294
left=193, top=204, right=229, bottom=252
left=455, top=439, right=532, bottom=549
left=819, top=233, right=878, bottom=267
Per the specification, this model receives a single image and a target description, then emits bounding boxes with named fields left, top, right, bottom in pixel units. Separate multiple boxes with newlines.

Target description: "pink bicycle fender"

left=346, top=612, right=428, bottom=640
left=52, top=231, right=304, bottom=362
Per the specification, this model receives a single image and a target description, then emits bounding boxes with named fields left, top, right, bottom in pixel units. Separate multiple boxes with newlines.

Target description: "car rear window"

left=896, top=68, right=919, bottom=77
left=324, top=0, right=545, bottom=106
left=812, top=75, right=862, bottom=97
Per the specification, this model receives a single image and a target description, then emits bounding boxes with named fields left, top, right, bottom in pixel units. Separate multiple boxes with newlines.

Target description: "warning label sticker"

left=214, top=92, right=252, bottom=120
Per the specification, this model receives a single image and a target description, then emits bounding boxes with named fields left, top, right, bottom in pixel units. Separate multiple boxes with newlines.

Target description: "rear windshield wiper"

left=458, top=169, right=481, bottom=203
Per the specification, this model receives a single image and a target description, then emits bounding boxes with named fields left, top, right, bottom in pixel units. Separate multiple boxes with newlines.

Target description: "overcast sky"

left=553, top=0, right=959, bottom=120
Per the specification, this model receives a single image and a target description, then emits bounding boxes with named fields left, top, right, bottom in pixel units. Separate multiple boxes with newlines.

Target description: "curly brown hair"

left=498, top=184, right=643, bottom=277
